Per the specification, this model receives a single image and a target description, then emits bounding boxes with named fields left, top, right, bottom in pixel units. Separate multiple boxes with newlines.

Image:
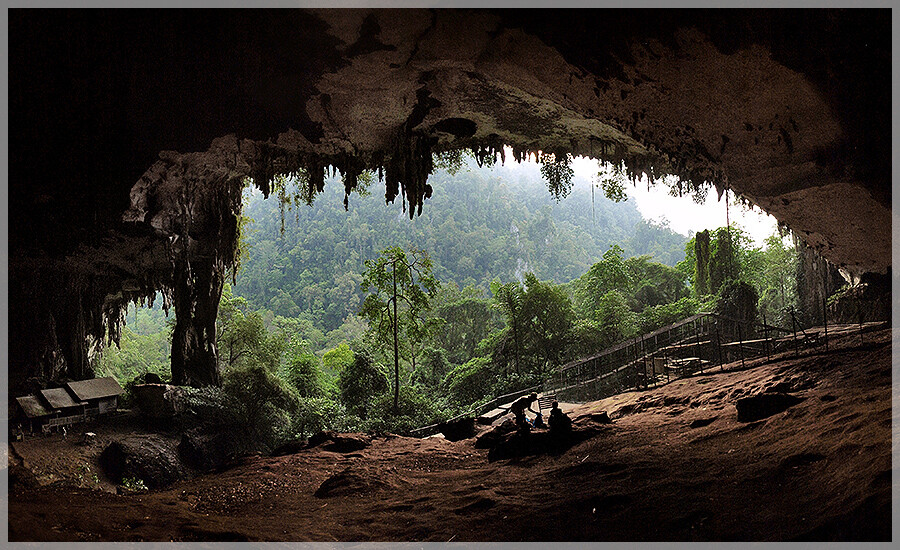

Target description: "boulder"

left=100, top=435, right=184, bottom=489
left=132, top=384, right=185, bottom=419
left=314, top=466, right=388, bottom=498
left=585, top=412, right=611, bottom=424
left=270, top=438, right=308, bottom=457
left=736, top=392, right=804, bottom=423
left=474, top=419, right=516, bottom=449
left=306, top=431, right=371, bottom=453
left=438, top=417, right=475, bottom=441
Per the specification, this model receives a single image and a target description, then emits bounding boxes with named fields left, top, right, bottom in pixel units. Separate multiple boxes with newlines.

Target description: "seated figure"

left=547, top=401, right=571, bottom=436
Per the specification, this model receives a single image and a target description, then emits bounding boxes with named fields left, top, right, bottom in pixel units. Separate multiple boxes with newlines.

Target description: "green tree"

left=96, top=326, right=171, bottom=385
left=756, top=233, right=799, bottom=327
left=573, top=245, right=633, bottom=320
left=410, top=346, right=451, bottom=390
left=216, top=284, right=269, bottom=371
left=433, top=285, right=499, bottom=365
left=221, top=364, right=300, bottom=452
left=281, top=339, right=326, bottom=398
left=589, top=290, right=637, bottom=348
left=677, top=226, right=756, bottom=297
left=623, top=255, right=690, bottom=309
left=359, top=247, right=440, bottom=414
left=337, top=350, right=389, bottom=418
left=520, top=272, right=575, bottom=375
left=490, top=279, right=525, bottom=374
left=442, top=356, right=494, bottom=408
left=322, top=343, right=355, bottom=378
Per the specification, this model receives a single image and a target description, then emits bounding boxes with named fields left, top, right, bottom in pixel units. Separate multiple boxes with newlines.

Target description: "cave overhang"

left=8, top=9, right=891, bottom=386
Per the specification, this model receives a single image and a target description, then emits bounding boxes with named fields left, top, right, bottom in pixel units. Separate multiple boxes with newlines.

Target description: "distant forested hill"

left=234, top=161, right=688, bottom=331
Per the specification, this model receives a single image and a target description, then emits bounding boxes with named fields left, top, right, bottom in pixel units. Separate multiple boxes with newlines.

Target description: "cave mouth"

left=92, top=146, right=796, bottom=429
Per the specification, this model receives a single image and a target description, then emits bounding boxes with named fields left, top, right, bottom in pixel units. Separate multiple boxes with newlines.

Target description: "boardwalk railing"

left=408, top=385, right=541, bottom=438
left=542, top=312, right=804, bottom=404
left=408, top=312, right=881, bottom=437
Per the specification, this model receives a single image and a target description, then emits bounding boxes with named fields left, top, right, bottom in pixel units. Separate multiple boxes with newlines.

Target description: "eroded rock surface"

left=9, top=10, right=890, bottom=389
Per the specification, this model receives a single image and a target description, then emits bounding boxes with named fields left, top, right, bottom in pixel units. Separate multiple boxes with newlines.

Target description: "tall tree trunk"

left=392, top=264, right=400, bottom=414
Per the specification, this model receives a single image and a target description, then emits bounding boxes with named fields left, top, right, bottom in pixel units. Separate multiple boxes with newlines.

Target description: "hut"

left=66, top=376, right=124, bottom=417
left=14, top=395, right=54, bottom=434
left=39, top=387, right=88, bottom=432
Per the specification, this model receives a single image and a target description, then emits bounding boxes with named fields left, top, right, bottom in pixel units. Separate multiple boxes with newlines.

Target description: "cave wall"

left=8, top=9, right=891, bottom=391
left=795, top=238, right=849, bottom=329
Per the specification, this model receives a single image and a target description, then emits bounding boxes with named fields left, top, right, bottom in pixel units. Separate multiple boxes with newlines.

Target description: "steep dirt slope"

left=8, top=328, right=893, bottom=541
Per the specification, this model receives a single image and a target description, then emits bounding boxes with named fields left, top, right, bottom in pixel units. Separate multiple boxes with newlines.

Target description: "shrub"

left=365, top=385, right=445, bottom=435
left=638, top=296, right=701, bottom=333
left=338, top=351, right=389, bottom=418
left=219, top=364, right=301, bottom=453
left=292, top=397, right=347, bottom=439
left=442, top=356, right=494, bottom=408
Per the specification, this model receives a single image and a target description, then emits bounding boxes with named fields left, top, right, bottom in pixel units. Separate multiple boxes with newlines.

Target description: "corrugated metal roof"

left=66, top=376, right=124, bottom=401
left=16, top=395, right=54, bottom=418
left=40, top=387, right=84, bottom=409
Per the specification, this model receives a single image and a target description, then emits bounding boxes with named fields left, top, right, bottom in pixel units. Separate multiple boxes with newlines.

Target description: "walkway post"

left=762, top=313, right=770, bottom=362
left=664, top=329, right=671, bottom=383
left=694, top=319, right=703, bottom=374
left=641, top=335, right=649, bottom=387
left=857, top=296, right=864, bottom=346
left=715, top=320, right=723, bottom=371
left=738, top=323, right=745, bottom=369
left=791, top=308, right=799, bottom=358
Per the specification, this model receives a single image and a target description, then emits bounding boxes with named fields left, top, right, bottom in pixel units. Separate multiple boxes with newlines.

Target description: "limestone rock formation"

left=9, top=10, right=890, bottom=390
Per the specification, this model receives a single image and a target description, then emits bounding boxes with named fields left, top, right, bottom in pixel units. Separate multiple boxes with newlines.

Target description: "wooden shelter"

left=14, top=395, right=54, bottom=434
left=66, top=376, right=124, bottom=417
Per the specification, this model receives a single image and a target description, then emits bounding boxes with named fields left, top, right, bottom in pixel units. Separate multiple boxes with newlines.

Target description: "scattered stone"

left=735, top=392, right=803, bottom=423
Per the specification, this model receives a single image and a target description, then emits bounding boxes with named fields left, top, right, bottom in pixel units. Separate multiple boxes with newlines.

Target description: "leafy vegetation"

left=234, top=159, right=689, bottom=332
left=359, top=247, right=440, bottom=414
left=96, top=158, right=804, bottom=452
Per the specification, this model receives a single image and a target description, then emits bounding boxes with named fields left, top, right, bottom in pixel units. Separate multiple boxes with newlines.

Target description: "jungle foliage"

left=97, top=159, right=802, bottom=452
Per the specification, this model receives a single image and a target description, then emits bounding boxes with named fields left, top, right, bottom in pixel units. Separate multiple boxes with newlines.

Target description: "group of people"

left=510, top=392, right=571, bottom=437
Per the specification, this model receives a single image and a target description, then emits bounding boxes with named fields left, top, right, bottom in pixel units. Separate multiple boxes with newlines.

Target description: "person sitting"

left=547, top=401, right=571, bottom=436
left=532, top=411, right=546, bottom=429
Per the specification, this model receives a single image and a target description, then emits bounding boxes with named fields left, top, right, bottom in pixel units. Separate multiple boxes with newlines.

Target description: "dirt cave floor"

left=7, top=328, right=895, bottom=542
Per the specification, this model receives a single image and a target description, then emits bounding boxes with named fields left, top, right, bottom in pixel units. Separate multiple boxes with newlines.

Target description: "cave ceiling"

left=6, top=9, right=892, bottom=386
